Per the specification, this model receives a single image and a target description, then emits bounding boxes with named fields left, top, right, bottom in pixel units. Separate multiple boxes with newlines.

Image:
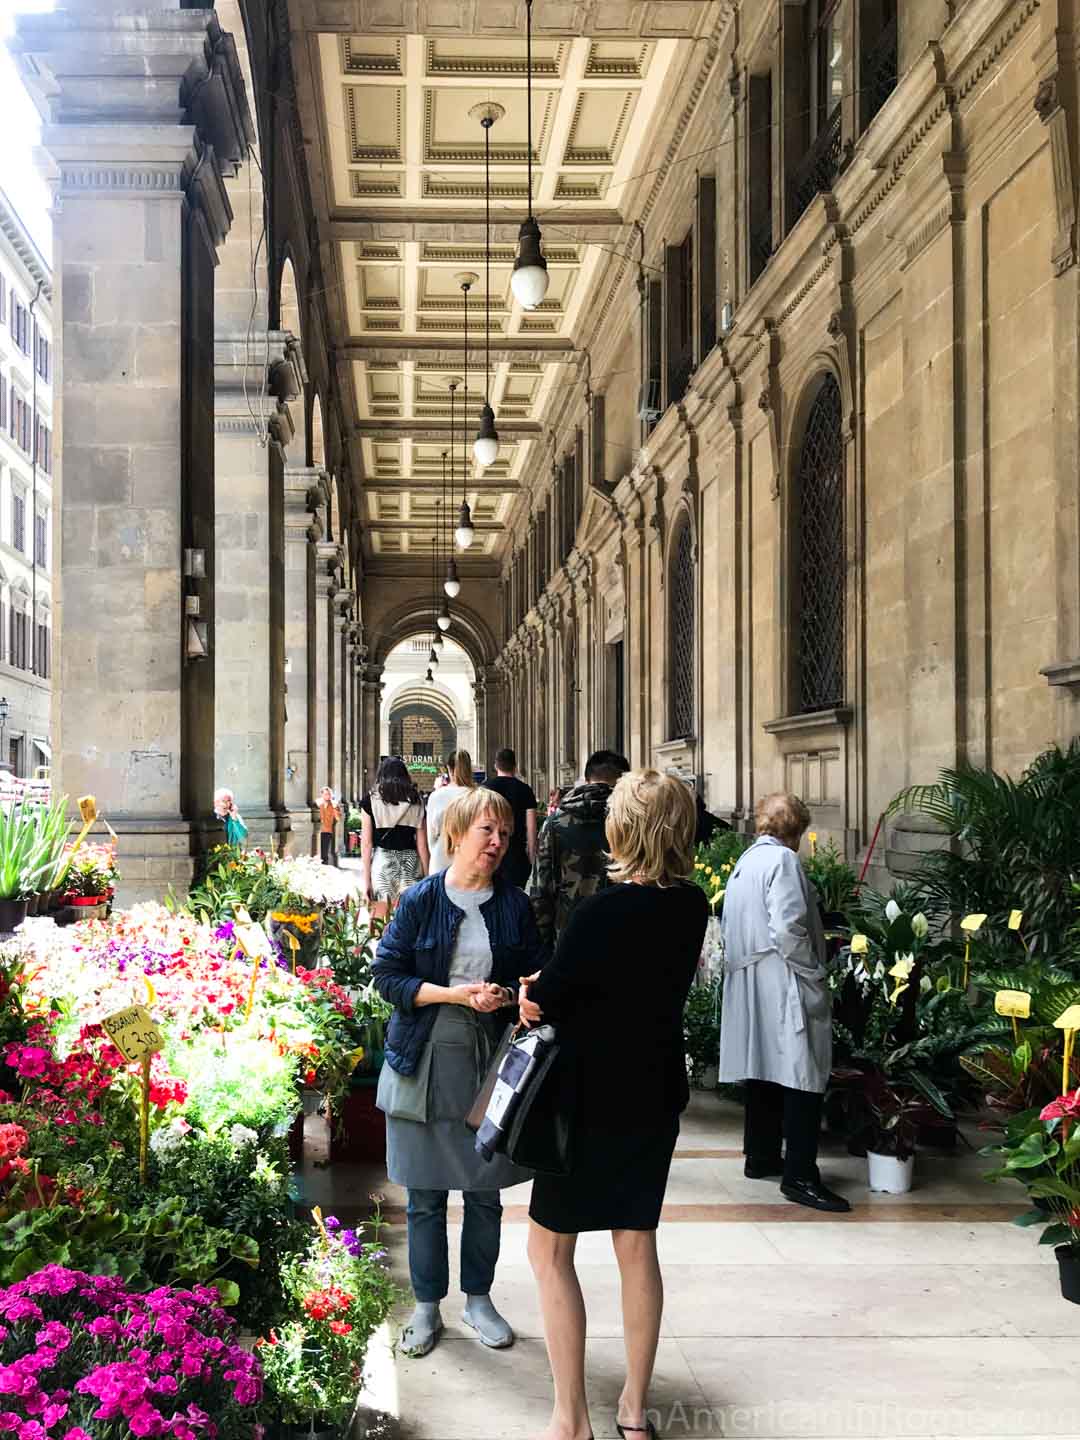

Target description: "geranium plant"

left=61, top=844, right=119, bottom=902
left=258, top=1212, right=397, bottom=1432
left=0, top=1264, right=264, bottom=1438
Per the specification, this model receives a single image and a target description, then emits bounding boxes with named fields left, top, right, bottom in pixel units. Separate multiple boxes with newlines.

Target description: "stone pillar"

left=312, top=542, right=339, bottom=809
left=332, top=589, right=352, bottom=795
left=361, top=663, right=384, bottom=796
left=282, top=465, right=320, bottom=851
left=481, top=667, right=503, bottom=776
left=11, top=5, right=250, bottom=901
left=214, top=335, right=302, bottom=849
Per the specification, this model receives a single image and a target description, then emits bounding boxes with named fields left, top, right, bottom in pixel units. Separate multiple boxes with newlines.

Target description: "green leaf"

left=1003, top=1132, right=1057, bottom=1170
left=1038, top=1223, right=1074, bottom=1246
left=1012, top=1209, right=1048, bottom=1228
left=212, top=1278, right=241, bottom=1306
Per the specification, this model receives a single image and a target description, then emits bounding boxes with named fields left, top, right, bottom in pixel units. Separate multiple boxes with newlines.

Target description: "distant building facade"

left=0, top=186, right=52, bottom=778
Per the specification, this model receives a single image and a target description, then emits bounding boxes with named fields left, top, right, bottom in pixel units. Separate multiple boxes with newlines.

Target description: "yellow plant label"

left=1054, top=1004, right=1080, bottom=1031
left=850, top=934, right=869, bottom=955
left=961, top=913, right=987, bottom=933
left=103, top=1004, right=164, bottom=1064
left=144, top=976, right=156, bottom=1005
left=994, top=989, right=1031, bottom=1019
left=1008, top=910, right=1024, bottom=931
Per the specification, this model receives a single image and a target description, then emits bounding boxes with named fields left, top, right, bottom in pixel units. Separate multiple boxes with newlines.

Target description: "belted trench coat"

left=718, top=835, right=832, bottom=1094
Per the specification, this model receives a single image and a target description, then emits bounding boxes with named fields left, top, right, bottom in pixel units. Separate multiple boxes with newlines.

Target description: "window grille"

left=795, top=373, right=845, bottom=713
left=669, top=516, right=695, bottom=739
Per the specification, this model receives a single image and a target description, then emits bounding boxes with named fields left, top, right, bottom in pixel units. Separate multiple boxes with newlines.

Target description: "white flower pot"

left=867, top=1150, right=914, bottom=1194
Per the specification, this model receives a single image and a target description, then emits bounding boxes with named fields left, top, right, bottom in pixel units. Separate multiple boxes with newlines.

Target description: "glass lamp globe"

left=473, top=405, right=499, bottom=468
left=455, top=500, right=475, bottom=551
left=511, top=217, right=549, bottom=309
left=444, top=559, right=461, bottom=599
left=436, top=604, right=452, bottom=632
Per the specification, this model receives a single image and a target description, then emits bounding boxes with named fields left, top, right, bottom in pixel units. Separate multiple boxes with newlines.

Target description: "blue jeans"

left=406, top=1188, right=502, bottom=1302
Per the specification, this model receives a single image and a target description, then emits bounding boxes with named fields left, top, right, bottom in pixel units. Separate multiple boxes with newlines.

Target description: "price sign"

left=102, top=1005, right=164, bottom=1064
left=995, top=990, right=1031, bottom=1018
left=234, top=920, right=271, bottom=960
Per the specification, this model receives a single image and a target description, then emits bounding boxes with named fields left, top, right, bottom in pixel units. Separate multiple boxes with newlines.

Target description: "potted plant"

left=833, top=894, right=1005, bottom=1190
left=60, top=841, right=119, bottom=917
left=259, top=1211, right=398, bottom=1437
left=0, top=796, right=71, bottom=931
left=984, top=1089, right=1080, bottom=1303
left=345, top=806, right=362, bottom=854
left=683, top=976, right=722, bottom=1089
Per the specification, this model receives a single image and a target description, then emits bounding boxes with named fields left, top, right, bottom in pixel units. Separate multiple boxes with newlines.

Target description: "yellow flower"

left=705, top=866, right=713, bottom=877
left=722, top=863, right=732, bottom=873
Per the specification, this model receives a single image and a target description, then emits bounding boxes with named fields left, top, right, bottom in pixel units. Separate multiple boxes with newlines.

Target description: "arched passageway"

left=379, top=636, right=476, bottom=791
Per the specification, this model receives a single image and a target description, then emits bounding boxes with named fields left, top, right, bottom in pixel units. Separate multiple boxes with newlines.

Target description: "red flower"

left=1040, top=1087, right=1080, bottom=1122
left=329, top=1321, right=352, bottom=1336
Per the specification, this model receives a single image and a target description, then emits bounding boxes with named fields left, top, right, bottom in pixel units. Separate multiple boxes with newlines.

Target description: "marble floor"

left=299, top=1093, right=1080, bottom=1440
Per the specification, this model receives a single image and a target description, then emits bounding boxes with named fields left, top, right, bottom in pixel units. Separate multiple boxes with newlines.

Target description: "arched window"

left=279, top=256, right=301, bottom=342
left=668, top=513, right=695, bottom=739
left=311, top=393, right=324, bottom=471
left=794, top=372, right=845, bottom=712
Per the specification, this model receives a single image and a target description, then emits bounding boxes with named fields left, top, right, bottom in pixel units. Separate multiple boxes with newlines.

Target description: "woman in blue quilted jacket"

left=372, top=785, right=548, bottom=1359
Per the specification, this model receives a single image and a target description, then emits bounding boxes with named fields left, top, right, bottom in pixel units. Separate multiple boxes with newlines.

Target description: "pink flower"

left=33, top=1323, right=70, bottom=1352
left=1040, top=1086, right=1080, bottom=1121
left=129, top=1403, right=165, bottom=1437
left=18, top=1423, right=46, bottom=1440
left=60, top=1432, right=92, bottom=1440
left=0, top=1417, right=20, bottom=1434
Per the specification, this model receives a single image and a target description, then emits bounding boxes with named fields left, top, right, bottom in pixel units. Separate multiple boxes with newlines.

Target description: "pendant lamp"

left=455, top=272, right=477, bottom=550
left=471, top=101, right=503, bottom=467
left=511, top=0, right=549, bottom=310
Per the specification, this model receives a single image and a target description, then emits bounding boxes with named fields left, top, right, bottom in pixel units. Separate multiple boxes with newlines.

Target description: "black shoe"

left=780, top=1177, right=851, bottom=1213
left=743, top=1156, right=784, bottom=1179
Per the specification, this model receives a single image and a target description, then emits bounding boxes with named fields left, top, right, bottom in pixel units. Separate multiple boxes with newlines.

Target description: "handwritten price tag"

left=103, top=1005, right=163, bottom=1064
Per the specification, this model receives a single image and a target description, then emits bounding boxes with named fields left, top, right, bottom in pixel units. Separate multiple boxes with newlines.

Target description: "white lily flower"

left=873, top=959, right=885, bottom=981
left=912, top=912, right=929, bottom=939
left=920, top=974, right=933, bottom=994
left=885, top=899, right=901, bottom=923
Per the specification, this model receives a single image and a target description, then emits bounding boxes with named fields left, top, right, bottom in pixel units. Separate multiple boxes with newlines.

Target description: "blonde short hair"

left=443, top=786, right=514, bottom=856
left=449, top=749, right=477, bottom=789
left=605, top=769, right=696, bottom=887
left=755, top=792, right=811, bottom=847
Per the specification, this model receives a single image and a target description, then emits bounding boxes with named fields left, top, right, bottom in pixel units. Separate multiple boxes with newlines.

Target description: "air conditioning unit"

left=637, top=378, right=662, bottom=421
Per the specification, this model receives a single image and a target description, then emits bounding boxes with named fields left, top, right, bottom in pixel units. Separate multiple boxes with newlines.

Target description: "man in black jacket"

left=528, top=749, right=629, bottom=948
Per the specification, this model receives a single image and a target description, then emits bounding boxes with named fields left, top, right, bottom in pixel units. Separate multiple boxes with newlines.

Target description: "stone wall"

left=495, top=0, right=1080, bottom=871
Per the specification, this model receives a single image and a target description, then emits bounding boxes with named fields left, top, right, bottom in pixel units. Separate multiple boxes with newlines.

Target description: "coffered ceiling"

left=291, top=0, right=719, bottom=575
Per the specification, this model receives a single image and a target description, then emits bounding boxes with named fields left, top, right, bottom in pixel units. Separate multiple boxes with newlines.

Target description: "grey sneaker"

left=462, top=1294, right=514, bottom=1349
left=399, top=1303, right=444, bottom=1358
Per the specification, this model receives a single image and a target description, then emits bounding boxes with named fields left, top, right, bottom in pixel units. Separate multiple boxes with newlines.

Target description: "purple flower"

left=323, top=1215, right=340, bottom=1231
left=18, top=1424, right=46, bottom=1440
left=33, top=1322, right=70, bottom=1352
left=0, top=1417, right=20, bottom=1434
left=3, top=1300, right=43, bottom=1323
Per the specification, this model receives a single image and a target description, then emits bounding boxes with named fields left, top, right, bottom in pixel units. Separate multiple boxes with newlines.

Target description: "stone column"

left=214, top=336, right=302, bottom=850
left=312, top=541, right=339, bottom=812
left=332, top=589, right=352, bottom=796
left=282, top=465, right=320, bottom=851
left=11, top=5, right=250, bottom=901
left=361, top=662, right=384, bottom=796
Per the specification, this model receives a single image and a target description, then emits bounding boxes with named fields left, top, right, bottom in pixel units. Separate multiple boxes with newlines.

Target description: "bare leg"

left=527, top=1219, right=592, bottom=1440
left=612, top=1228, right=663, bottom=1431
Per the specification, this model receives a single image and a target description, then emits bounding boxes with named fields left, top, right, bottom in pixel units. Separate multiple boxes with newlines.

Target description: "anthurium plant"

left=984, top=1089, right=1080, bottom=1257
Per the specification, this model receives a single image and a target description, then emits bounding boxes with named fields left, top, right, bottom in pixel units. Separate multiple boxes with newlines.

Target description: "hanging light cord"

left=463, top=283, right=469, bottom=503
left=485, top=119, right=492, bottom=405
left=526, top=0, right=534, bottom=221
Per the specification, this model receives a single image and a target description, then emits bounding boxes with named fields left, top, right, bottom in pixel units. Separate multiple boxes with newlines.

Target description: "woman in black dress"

left=519, top=770, right=707, bottom=1440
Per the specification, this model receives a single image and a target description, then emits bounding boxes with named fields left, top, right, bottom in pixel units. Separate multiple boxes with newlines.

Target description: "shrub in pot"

left=258, top=1211, right=398, bottom=1435
left=684, top=976, right=722, bottom=1089
left=984, top=1088, right=1080, bottom=1303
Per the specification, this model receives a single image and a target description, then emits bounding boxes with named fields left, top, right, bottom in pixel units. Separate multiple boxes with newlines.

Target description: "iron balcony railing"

left=790, top=107, right=843, bottom=225
left=862, top=15, right=898, bottom=128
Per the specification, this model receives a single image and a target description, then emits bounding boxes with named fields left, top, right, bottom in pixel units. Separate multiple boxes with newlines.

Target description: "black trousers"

left=320, top=829, right=337, bottom=866
left=743, top=1079, right=825, bottom=1183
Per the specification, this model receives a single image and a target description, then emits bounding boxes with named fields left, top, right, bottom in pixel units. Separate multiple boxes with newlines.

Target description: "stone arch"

left=371, top=596, right=499, bottom=676
left=278, top=252, right=301, bottom=342
left=387, top=685, right=458, bottom=770
left=665, top=502, right=696, bottom=742
left=310, top=391, right=325, bottom=470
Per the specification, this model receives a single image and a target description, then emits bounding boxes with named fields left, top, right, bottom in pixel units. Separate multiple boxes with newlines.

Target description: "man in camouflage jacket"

left=528, top=750, right=629, bottom=949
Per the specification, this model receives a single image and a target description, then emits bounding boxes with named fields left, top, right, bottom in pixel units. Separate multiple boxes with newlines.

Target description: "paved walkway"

left=302, top=1093, right=1080, bottom=1440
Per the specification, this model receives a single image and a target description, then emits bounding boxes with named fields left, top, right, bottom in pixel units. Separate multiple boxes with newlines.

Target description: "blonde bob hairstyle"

left=448, top=749, right=477, bottom=789
left=442, top=786, right=514, bottom=857
left=755, top=792, right=811, bottom=848
left=605, top=769, right=696, bottom=887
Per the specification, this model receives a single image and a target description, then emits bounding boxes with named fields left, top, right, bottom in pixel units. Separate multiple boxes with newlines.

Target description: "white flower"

left=912, top=912, right=929, bottom=939
left=149, top=1118, right=190, bottom=1156
left=885, top=899, right=901, bottom=923
left=920, top=974, right=933, bottom=994
left=228, top=1123, right=258, bottom=1150
left=872, top=960, right=886, bottom=981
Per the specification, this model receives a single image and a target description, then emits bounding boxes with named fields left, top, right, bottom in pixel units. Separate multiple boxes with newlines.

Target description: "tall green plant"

left=888, top=740, right=1080, bottom=958
left=0, top=797, right=71, bottom=901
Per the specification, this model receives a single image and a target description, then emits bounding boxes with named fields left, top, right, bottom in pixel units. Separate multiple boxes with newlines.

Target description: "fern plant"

left=888, top=740, right=1080, bottom=959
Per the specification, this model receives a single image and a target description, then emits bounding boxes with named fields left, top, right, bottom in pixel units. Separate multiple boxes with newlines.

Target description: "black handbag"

left=467, top=1022, right=574, bottom=1176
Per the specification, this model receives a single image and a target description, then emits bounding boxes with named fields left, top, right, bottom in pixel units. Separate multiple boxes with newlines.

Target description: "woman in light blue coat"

left=719, top=792, right=849, bottom=1212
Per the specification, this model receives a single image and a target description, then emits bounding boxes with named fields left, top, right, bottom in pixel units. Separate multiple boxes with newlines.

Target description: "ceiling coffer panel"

left=585, top=41, right=652, bottom=78
left=423, top=87, right=555, bottom=164
left=340, top=36, right=404, bottom=74
left=345, top=85, right=404, bottom=161
left=562, top=88, right=638, bottom=165
left=425, top=38, right=567, bottom=77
